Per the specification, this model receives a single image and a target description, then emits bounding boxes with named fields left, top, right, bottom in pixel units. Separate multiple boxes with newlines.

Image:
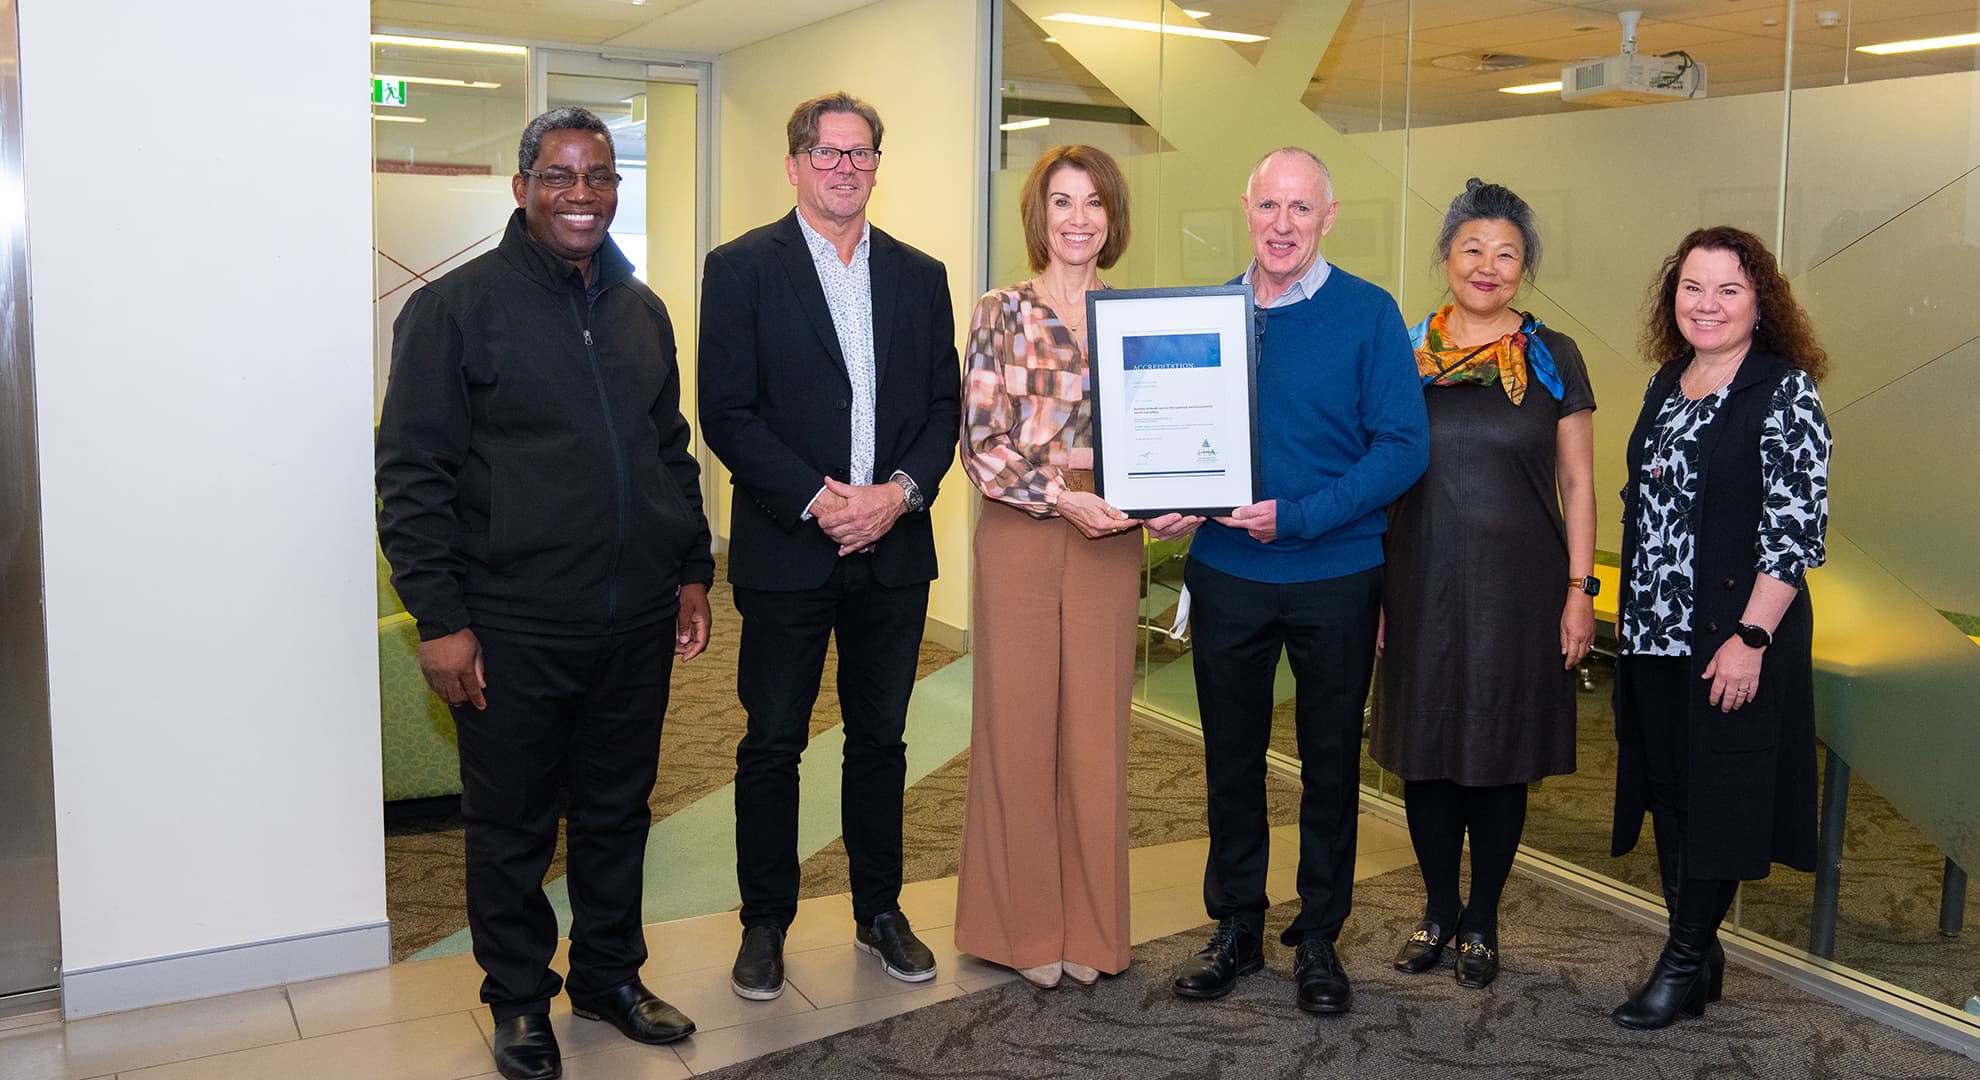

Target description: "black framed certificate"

left=1086, top=285, right=1260, bottom=517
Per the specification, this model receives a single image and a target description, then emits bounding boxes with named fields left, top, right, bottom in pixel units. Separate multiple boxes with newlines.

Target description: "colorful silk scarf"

left=1408, top=306, right=1563, bottom=405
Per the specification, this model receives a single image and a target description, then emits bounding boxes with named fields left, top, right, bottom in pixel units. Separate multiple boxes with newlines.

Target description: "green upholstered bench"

left=378, top=546, right=461, bottom=802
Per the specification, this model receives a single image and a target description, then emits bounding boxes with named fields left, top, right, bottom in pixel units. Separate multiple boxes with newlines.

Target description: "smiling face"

left=1039, top=165, right=1108, bottom=273
left=1444, top=218, right=1524, bottom=322
left=786, top=111, right=878, bottom=232
left=513, top=129, right=617, bottom=278
left=1241, top=152, right=1338, bottom=302
left=1674, top=246, right=1757, bottom=362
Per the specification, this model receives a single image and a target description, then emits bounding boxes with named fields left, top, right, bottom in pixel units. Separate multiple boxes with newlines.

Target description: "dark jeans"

left=454, top=624, right=673, bottom=1022
left=1186, top=560, right=1382, bottom=946
left=732, top=555, right=928, bottom=930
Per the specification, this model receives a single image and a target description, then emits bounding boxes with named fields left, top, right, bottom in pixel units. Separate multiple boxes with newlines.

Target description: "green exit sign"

left=373, top=78, right=408, bottom=108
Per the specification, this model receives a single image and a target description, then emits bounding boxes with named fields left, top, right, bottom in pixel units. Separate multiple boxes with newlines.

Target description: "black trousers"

left=732, top=554, right=929, bottom=930
left=1187, top=560, right=1382, bottom=946
left=454, top=624, right=673, bottom=1022
left=1622, top=655, right=1692, bottom=820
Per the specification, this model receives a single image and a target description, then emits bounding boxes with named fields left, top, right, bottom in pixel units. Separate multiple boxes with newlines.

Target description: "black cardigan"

left=1610, top=349, right=1819, bottom=880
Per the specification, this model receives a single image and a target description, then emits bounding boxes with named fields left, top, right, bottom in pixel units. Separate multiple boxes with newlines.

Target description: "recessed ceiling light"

left=1182, top=8, right=1212, bottom=16
left=370, top=34, right=527, bottom=56
left=1000, top=117, right=1052, bottom=131
left=373, top=114, right=428, bottom=123
left=1042, top=13, right=1268, bottom=43
left=1498, top=80, right=1563, bottom=94
left=375, top=74, right=503, bottom=89
left=1043, top=36, right=1060, bottom=43
left=1857, top=31, right=1980, bottom=54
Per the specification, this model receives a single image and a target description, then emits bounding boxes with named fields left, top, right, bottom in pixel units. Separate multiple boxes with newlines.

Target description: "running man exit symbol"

left=373, top=78, right=408, bottom=107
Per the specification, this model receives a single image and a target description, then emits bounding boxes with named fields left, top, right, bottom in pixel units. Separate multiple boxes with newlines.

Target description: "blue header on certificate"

left=1121, top=331, right=1222, bottom=371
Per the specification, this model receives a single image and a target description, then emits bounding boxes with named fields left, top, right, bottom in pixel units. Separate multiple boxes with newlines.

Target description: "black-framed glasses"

left=521, top=168, right=623, bottom=191
left=802, top=146, right=881, bottom=171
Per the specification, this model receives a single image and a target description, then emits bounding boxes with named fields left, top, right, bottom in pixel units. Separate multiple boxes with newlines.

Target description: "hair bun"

left=1465, top=177, right=1485, bottom=193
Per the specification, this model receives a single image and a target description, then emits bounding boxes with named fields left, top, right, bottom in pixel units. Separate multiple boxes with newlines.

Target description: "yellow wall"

left=715, top=0, right=987, bottom=638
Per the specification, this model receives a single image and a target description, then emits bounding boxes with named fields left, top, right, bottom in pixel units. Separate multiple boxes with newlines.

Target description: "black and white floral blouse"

left=1621, top=369, right=1831, bottom=656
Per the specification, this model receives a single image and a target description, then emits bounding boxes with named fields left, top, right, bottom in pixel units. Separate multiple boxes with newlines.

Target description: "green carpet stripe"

left=408, top=655, right=976, bottom=962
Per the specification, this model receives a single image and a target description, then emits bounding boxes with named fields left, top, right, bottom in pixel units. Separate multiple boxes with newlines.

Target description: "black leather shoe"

left=1453, top=931, right=1499, bottom=989
left=731, top=925, right=786, bottom=1000
left=1293, top=938, right=1352, bottom=1014
left=856, top=910, right=937, bottom=982
left=1173, top=919, right=1264, bottom=1000
left=569, top=979, right=695, bottom=1045
left=1392, top=917, right=1454, bottom=974
left=491, top=1014, right=561, bottom=1080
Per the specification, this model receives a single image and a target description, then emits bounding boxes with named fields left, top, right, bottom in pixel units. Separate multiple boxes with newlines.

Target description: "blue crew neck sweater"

left=1189, top=266, right=1429, bottom=584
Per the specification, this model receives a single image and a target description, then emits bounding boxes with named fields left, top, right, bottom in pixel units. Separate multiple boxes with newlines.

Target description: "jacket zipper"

left=570, top=290, right=629, bottom=627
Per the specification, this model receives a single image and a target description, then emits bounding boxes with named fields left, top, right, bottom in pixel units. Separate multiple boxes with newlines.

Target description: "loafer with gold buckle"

left=1392, top=918, right=1454, bottom=974
left=1453, top=930, right=1499, bottom=989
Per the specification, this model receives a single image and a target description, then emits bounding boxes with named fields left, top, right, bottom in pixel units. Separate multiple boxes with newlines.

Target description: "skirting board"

left=923, top=616, right=966, bottom=654
left=61, top=921, right=389, bottom=1019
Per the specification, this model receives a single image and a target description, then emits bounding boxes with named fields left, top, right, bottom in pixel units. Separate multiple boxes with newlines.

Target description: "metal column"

left=0, top=0, right=63, bottom=1019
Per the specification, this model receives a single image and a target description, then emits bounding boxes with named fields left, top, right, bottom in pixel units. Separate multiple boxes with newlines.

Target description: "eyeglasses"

left=521, top=168, right=623, bottom=190
left=802, top=146, right=881, bottom=171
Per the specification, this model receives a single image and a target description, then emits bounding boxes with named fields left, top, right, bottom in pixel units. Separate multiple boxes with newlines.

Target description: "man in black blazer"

left=698, top=91, right=961, bottom=1002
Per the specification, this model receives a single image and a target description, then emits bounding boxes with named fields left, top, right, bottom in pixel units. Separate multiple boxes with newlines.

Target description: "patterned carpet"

left=698, top=866, right=1980, bottom=1080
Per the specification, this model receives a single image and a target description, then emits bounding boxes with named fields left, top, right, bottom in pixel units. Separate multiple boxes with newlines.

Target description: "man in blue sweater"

left=1166, top=148, right=1428, bottom=1014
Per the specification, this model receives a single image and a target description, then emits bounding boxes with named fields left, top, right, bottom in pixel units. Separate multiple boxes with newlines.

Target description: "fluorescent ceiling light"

left=1042, top=13, right=1268, bottom=43
left=1183, top=8, right=1211, bottom=16
left=370, top=34, right=527, bottom=56
left=1855, top=32, right=1980, bottom=55
left=374, top=74, right=503, bottom=89
left=1498, top=80, right=1563, bottom=94
left=373, top=114, right=428, bottom=123
left=1001, top=117, right=1052, bottom=131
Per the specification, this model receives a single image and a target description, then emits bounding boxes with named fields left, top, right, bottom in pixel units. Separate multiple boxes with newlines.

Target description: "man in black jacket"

left=377, top=107, right=710, bottom=1080
left=699, top=92, right=960, bottom=1001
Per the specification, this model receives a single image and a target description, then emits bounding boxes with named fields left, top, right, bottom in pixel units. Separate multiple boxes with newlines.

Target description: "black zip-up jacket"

left=377, top=209, right=714, bottom=640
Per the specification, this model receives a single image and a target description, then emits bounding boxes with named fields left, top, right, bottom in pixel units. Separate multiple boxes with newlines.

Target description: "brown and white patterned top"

left=960, top=282, right=1094, bottom=514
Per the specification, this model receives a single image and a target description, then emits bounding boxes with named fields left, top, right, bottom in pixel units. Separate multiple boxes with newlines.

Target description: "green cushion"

left=378, top=611, right=461, bottom=801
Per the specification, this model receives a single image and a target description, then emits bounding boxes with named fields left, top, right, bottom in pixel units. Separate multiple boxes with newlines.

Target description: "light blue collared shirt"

left=1241, top=254, right=1332, bottom=309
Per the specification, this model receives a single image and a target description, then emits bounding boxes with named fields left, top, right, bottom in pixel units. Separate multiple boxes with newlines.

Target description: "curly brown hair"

left=1018, top=145, right=1130, bottom=273
left=1642, top=226, right=1828, bottom=381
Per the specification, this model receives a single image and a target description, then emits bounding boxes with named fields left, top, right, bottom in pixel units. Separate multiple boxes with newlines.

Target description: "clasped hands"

left=812, top=477, right=907, bottom=555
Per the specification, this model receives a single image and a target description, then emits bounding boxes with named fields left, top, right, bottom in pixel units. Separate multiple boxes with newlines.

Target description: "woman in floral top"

left=1610, top=226, right=1832, bottom=1030
left=951, top=145, right=1194, bottom=989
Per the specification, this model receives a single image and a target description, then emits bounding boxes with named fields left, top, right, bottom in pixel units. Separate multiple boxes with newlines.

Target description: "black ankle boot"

left=1613, top=878, right=1738, bottom=1030
left=1651, top=813, right=1725, bottom=1003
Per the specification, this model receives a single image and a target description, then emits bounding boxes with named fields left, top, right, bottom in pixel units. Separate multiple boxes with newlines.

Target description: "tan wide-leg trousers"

left=953, top=500, right=1140, bottom=973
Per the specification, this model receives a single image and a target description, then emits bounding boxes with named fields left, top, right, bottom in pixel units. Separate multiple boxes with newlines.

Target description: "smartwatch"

left=1571, top=576, right=1600, bottom=597
left=1735, top=621, right=1773, bottom=648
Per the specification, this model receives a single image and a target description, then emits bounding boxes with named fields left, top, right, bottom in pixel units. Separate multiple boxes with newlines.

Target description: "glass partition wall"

left=993, top=0, right=1980, bottom=1033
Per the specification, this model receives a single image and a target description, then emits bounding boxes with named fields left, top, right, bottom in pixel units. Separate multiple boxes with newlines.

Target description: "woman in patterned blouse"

left=951, top=145, right=1197, bottom=989
left=1610, top=226, right=1832, bottom=1030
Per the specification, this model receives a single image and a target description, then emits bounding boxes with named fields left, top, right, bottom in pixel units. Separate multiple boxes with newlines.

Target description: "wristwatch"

left=1735, top=621, right=1773, bottom=648
left=1570, top=575, right=1600, bottom=597
left=889, top=471, right=925, bottom=512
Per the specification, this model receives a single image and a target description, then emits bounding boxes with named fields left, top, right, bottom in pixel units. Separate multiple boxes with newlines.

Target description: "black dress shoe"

left=1293, top=938, right=1352, bottom=1014
left=1453, top=930, right=1499, bottom=989
left=491, top=1014, right=561, bottom=1080
left=732, top=925, right=786, bottom=1000
left=856, top=910, right=937, bottom=982
left=568, top=979, right=695, bottom=1045
left=1392, top=917, right=1454, bottom=974
left=1173, top=919, right=1264, bottom=1000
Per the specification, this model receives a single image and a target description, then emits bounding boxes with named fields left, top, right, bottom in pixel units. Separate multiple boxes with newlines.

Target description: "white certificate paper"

left=1088, top=286, right=1258, bottom=516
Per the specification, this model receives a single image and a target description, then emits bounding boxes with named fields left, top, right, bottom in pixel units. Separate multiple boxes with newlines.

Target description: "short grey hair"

left=517, top=107, right=615, bottom=175
left=1434, top=178, right=1541, bottom=277
left=1246, top=146, right=1333, bottom=202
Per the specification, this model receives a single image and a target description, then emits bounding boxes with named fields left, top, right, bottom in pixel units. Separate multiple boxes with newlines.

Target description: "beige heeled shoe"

left=1018, top=963, right=1063, bottom=988
left=1060, top=961, right=1100, bottom=987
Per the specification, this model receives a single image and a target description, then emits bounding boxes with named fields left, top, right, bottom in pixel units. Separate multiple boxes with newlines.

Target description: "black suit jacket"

left=698, top=210, right=961, bottom=591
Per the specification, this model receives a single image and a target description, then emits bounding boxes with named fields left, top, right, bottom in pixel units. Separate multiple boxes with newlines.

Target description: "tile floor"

left=0, top=816, right=1415, bottom=1080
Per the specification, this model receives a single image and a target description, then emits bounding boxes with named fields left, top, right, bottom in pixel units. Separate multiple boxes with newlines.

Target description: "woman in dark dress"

left=1609, top=226, right=1831, bottom=1029
left=1371, top=179, right=1597, bottom=989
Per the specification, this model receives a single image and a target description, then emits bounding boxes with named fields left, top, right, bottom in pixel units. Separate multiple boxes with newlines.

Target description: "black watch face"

left=1583, top=576, right=1601, bottom=597
left=1738, top=624, right=1770, bottom=648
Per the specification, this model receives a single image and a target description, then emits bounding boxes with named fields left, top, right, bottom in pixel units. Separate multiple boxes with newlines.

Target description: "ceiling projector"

left=1560, top=11, right=1707, bottom=106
